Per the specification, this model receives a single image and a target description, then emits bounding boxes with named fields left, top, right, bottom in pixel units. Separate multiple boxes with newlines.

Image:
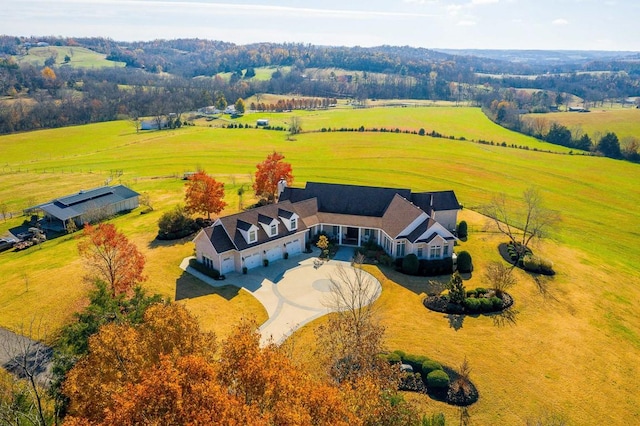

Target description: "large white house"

left=193, top=182, right=461, bottom=274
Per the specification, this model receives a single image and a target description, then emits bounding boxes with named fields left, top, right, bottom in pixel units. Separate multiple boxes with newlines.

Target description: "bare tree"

left=139, top=192, right=153, bottom=212
left=0, top=321, right=54, bottom=426
left=287, top=116, right=302, bottom=140
left=318, top=254, right=384, bottom=382
left=484, top=261, right=517, bottom=298
left=0, top=202, right=8, bottom=221
left=481, top=188, right=560, bottom=261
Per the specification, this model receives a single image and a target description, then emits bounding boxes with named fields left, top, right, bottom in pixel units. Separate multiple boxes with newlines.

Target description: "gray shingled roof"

left=280, top=182, right=412, bottom=217
left=210, top=200, right=307, bottom=253
left=33, top=185, right=139, bottom=222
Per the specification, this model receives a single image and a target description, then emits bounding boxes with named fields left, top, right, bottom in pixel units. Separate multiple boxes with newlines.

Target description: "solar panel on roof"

left=58, top=187, right=115, bottom=206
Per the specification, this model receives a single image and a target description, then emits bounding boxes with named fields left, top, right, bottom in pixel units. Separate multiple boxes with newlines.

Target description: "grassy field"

left=235, top=106, right=575, bottom=153
left=0, top=107, right=638, bottom=424
left=14, top=46, right=125, bottom=69
left=523, top=108, right=640, bottom=142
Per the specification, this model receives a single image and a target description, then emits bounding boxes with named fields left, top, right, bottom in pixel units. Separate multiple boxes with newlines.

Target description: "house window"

left=430, top=245, right=441, bottom=259
left=270, top=224, right=277, bottom=236
left=417, top=247, right=423, bottom=258
left=396, top=241, right=406, bottom=257
left=443, top=245, right=449, bottom=256
left=249, top=230, right=257, bottom=243
left=290, top=218, right=297, bottom=230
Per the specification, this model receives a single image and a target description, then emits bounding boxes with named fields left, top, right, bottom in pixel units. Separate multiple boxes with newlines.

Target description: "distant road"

left=0, top=327, right=53, bottom=385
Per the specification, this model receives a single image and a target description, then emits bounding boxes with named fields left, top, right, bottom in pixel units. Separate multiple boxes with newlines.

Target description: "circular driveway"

left=181, top=254, right=382, bottom=345
left=250, top=258, right=381, bottom=345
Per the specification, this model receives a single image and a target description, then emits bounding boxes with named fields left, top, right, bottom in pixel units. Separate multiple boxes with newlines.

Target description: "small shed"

left=256, top=119, right=269, bottom=127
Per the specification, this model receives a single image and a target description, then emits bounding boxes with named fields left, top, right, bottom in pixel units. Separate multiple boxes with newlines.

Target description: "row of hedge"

left=188, top=258, right=221, bottom=280
left=506, top=243, right=554, bottom=275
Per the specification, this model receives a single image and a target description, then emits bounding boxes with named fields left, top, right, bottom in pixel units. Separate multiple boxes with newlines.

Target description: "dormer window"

left=290, top=217, right=297, bottom=230
left=270, top=224, right=277, bottom=236
left=249, top=229, right=257, bottom=243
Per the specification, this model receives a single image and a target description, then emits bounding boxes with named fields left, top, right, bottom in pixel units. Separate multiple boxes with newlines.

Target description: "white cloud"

left=457, top=20, right=477, bottom=26
left=471, top=0, right=499, bottom=5
left=447, top=4, right=463, bottom=15
left=552, top=18, right=569, bottom=25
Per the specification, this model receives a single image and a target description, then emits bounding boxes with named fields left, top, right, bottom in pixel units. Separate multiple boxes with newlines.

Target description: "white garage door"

left=286, top=239, right=301, bottom=255
left=244, top=252, right=261, bottom=269
left=266, top=247, right=282, bottom=262
left=221, top=256, right=235, bottom=274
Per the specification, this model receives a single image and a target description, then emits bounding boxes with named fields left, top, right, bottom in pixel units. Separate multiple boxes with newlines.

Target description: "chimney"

left=277, top=178, right=288, bottom=200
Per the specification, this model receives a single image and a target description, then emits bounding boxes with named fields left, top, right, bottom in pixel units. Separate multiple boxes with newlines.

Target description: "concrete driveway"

left=180, top=249, right=381, bottom=345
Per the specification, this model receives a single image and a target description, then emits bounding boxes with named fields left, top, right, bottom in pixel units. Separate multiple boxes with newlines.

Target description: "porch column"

left=338, top=226, right=343, bottom=244
left=358, top=228, right=362, bottom=246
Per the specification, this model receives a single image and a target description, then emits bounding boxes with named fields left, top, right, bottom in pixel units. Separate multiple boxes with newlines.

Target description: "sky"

left=2, top=0, right=639, bottom=51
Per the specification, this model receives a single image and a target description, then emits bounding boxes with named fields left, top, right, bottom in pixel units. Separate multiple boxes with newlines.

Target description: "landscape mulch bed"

left=423, top=293, right=514, bottom=315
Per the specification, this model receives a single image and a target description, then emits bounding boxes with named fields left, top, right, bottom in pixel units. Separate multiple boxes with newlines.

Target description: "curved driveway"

left=181, top=251, right=381, bottom=345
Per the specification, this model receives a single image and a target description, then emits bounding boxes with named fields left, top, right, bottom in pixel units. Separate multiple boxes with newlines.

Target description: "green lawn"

left=0, top=107, right=638, bottom=424
left=14, top=46, right=125, bottom=68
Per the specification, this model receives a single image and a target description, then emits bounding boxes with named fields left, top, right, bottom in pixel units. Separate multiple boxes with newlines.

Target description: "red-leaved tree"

left=78, top=223, right=146, bottom=297
left=253, top=151, right=294, bottom=203
left=184, top=170, right=227, bottom=220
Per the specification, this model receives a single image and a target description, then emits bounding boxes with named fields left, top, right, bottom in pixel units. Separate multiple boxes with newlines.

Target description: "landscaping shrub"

left=421, top=359, right=443, bottom=376
left=385, top=352, right=402, bottom=364
left=419, top=258, right=454, bottom=276
left=402, top=253, right=419, bottom=275
left=490, top=296, right=503, bottom=310
left=393, top=350, right=406, bottom=359
left=189, top=258, right=220, bottom=279
left=466, top=290, right=477, bottom=298
left=463, top=297, right=480, bottom=311
left=456, top=251, right=473, bottom=273
left=157, top=205, right=198, bottom=240
left=539, top=257, right=554, bottom=274
left=403, top=354, right=428, bottom=374
left=427, top=370, right=450, bottom=390
left=475, top=287, right=487, bottom=295
left=478, top=297, right=493, bottom=312
left=457, top=220, right=468, bottom=239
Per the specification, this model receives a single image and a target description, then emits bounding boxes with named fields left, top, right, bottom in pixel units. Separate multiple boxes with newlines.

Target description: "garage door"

left=244, top=252, right=261, bottom=269
left=286, top=239, right=301, bottom=256
left=266, top=247, right=282, bottom=263
left=221, top=256, right=235, bottom=274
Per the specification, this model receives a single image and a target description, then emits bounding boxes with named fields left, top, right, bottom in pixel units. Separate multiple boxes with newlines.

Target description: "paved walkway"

left=180, top=248, right=381, bottom=345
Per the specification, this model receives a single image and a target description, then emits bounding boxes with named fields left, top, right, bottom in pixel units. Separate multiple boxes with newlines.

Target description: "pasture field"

left=0, top=107, right=638, bottom=424
left=14, top=46, right=126, bottom=68
left=235, top=106, right=575, bottom=153
left=524, top=108, right=640, bottom=142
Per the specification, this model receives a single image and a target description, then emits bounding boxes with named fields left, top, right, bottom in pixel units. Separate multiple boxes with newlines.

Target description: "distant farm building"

left=28, top=185, right=139, bottom=231
left=256, top=119, right=269, bottom=126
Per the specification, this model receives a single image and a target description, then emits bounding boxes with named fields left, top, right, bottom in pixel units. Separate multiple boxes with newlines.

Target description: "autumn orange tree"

left=253, top=151, right=294, bottom=203
left=62, top=307, right=357, bottom=425
left=77, top=223, right=146, bottom=297
left=63, top=304, right=217, bottom=422
left=184, top=169, right=227, bottom=220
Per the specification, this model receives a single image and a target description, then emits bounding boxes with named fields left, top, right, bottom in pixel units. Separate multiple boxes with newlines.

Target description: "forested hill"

left=1, top=35, right=639, bottom=135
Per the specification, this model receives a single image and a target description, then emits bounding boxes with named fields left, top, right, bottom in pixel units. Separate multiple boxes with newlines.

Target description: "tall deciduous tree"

left=482, top=188, right=560, bottom=261
left=184, top=170, right=227, bottom=220
left=253, top=151, right=294, bottom=203
left=78, top=223, right=146, bottom=297
left=234, top=97, right=245, bottom=114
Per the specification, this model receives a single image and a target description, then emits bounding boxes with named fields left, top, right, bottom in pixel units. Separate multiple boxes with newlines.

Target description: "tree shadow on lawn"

left=378, top=265, right=449, bottom=295
left=148, top=234, right=194, bottom=249
left=175, top=272, right=240, bottom=301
